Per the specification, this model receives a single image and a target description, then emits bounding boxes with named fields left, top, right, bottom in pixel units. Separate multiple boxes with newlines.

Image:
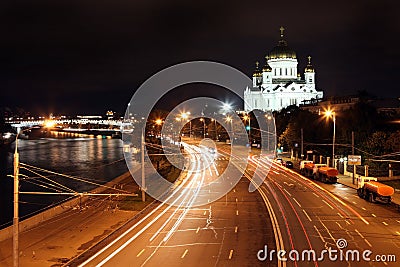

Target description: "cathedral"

left=244, top=27, right=323, bottom=112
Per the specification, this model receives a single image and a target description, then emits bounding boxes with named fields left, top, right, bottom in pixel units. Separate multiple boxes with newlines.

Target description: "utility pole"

left=301, top=128, right=304, bottom=159
left=141, top=129, right=145, bottom=202
left=13, top=139, right=19, bottom=267
left=352, top=131, right=355, bottom=184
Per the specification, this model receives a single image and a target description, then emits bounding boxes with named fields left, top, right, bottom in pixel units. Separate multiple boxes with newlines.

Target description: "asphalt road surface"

left=74, top=143, right=277, bottom=267
left=74, top=143, right=400, bottom=267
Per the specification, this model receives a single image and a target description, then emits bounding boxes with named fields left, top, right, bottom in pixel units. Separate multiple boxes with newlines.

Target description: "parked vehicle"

left=357, top=177, right=394, bottom=204
left=300, top=161, right=338, bottom=183
left=284, top=161, right=293, bottom=169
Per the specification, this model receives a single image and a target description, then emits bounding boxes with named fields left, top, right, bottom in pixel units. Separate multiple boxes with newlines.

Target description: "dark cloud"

left=1, top=0, right=399, bottom=115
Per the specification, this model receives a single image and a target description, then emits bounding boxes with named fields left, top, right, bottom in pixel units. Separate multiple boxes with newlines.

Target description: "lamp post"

left=243, top=114, right=250, bottom=143
left=324, top=109, right=336, bottom=167
left=13, top=123, right=53, bottom=267
left=225, top=116, right=233, bottom=139
left=211, top=118, right=217, bottom=140
left=180, top=112, right=191, bottom=139
left=265, top=115, right=272, bottom=151
left=199, top=118, right=206, bottom=139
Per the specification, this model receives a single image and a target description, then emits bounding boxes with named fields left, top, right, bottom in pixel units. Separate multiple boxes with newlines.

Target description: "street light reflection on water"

left=0, top=137, right=128, bottom=227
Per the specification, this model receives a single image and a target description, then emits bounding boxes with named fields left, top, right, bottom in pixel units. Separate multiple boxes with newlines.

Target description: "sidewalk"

left=281, top=157, right=400, bottom=209
left=0, top=170, right=145, bottom=267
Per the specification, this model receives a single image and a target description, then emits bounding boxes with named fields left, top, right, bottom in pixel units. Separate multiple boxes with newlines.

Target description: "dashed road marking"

left=283, top=188, right=292, bottom=196
left=382, top=222, right=388, bottom=226
left=235, top=226, right=238, bottom=233
left=337, top=213, right=344, bottom=219
left=352, top=201, right=357, bottom=204
left=303, top=209, right=312, bottom=222
left=314, top=225, right=325, bottom=243
left=293, top=197, right=302, bottom=208
left=181, top=249, right=189, bottom=258
left=236, top=210, right=239, bottom=216
left=137, top=249, right=145, bottom=257
left=322, top=200, right=334, bottom=210
left=364, top=239, right=372, bottom=247
left=371, top=214, right=376, bottom=217
left=203, top=210, right=207, bottom=215
left=396, top=220, right=400, bottom=224
left=355, top=229, right=365, bottom=238
left=362, top=207, right=366, bottom=211
left=228, top=249, right=234, bottom=259
left=312, top=192, right=320, bottom=198
left=196, top=227, right=200, bottom=234
left=396, top=231, right=400, bottom=236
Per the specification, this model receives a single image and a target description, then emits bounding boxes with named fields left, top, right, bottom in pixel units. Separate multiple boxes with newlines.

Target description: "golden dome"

left=305, top=56, right=315, bottom=72
left=268, top=26, right=297, bottom=60
left=252, top=61, right=262, bottom=77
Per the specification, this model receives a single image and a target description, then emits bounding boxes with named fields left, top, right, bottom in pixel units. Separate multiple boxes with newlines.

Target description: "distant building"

left=244, top=27, right=323, bottom=112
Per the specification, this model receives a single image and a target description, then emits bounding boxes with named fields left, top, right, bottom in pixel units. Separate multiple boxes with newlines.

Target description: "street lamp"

left=225, top=116, right=233, bottom=137
left=265, top=115, right=272, bottom=151
left=211, top=118, right=218, bottom=140
left=323, top=108, right=336, bottom=167
left=12, top=123, right=52, bottom=267
left=199, top=118, right=206, bottom=139
left=180, top=112, right=191, bottom=139
left=243, top=114, right=251, bottom=142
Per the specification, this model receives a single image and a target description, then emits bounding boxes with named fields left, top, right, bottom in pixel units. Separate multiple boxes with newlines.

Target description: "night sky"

left=0, top=0, right=399, bottom=115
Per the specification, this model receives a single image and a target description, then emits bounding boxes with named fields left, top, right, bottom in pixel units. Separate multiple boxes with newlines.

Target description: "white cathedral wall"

left=268, top=58, right=298, bottom=79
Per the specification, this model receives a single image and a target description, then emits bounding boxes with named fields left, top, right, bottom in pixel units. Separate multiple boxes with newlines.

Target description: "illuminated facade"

left=244, top=27, right=323, bottom=112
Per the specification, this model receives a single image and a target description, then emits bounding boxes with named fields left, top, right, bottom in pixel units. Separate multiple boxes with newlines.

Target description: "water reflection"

left=0, top=137, right=128, bottom=227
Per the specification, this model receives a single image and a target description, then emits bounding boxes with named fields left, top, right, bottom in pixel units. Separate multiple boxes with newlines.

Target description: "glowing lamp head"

left=44, top=120, right=55, bottom=128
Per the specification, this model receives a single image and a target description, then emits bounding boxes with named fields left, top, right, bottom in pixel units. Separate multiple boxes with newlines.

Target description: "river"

left=0, top=137, right=129, bottom=228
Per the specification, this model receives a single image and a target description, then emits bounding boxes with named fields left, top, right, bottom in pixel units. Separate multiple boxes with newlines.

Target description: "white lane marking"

left=203, top=210, right=207, bottom=215
left=372, top=214, right=376, bottom=217
left=343, top=196, right=349, bottom=199
left=314, top=225, right=325, bottom=243
left=364, top=239, right=372, bottom=247
left=345, top=220, right=351, bottom=225
left=322, top=200, right=334, bottom=210
left=397, top=220, right=400, bottom=224
left=236, top=210, right=239, bottom=216
left=382, top=222, right=388, bottom=226
left=283, top=188, right=292, bottom=196
left=396, top=231, right=400, bottom=236
left=137, top=249, right=145, bottom=257
left=362, top=207, right=366, bottom=211
left=292, top=197, right=302, bottom=208
left=272, top=170, right=280, bottom=175
left=355, top=229, right=365, bottom=239
left=312, top=192, right=320, bottom=198
left=352, top=201, right=357, bottom=204
left=235, top=226, right=238, bottom=233
left=228, top=249, right=234, bottom=259
left=235, top=198, right=238, bottom=202
left=303, top=209, right=312, bottom=222
left=196, top=227, right=200, bottom=234
left=181, top=249, right=189, bottom=258
left=337, top=212, right=344, bottom=219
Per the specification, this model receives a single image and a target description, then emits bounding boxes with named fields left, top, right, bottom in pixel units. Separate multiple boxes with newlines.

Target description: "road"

left=74, top=143, right=400, bottom=267
left=74, top=143, right=277, bottom=267
left=221, top=146, right=400, bottom=267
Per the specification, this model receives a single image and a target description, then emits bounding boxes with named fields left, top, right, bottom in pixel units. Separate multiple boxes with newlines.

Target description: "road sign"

left=348, top=155, right=361, bottom=165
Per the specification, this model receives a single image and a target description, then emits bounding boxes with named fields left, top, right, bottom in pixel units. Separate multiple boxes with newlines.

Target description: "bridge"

left=7, top=119, right=131, bottom=129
